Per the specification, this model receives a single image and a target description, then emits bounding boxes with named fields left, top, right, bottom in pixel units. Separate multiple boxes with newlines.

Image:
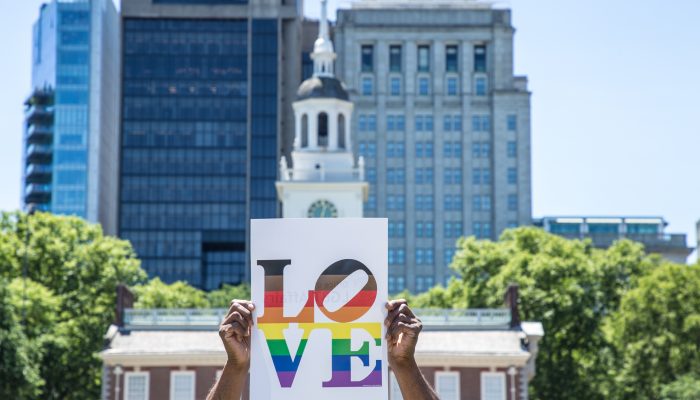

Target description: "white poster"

left=250, top=218, right=388, bottom=399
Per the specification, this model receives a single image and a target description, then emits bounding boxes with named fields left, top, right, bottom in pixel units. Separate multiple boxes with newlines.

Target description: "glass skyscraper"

left=119, top=0, right=301, bottom=289
left=23, top=0, right=120, bottom=234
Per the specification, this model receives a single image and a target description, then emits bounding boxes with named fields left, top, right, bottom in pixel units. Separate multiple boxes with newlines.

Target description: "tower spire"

left=312, top=0, right=336, bottom=77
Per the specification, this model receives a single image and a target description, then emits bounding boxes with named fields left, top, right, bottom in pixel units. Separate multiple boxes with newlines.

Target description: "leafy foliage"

left=660, top=374, right=700, bottom=400
left=606, top=263, right=700, bottom=399
left=133, top=277, right=210, bottom=308
left=0, top=212, right=146, bottom=399
left=208, top=283, right=251, bottom=308
left=414, top=227, right=668, bottom=400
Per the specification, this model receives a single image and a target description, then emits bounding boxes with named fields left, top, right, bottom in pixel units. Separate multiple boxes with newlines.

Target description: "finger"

left=386, top=299, right=408, bottom=311
left=230, top=321, right=247, bottom=342
left=223, top=303, right=254, bottom=326
left=397, top=320, right=422, bottom=337
left=385, top=303, right=414, bottom=328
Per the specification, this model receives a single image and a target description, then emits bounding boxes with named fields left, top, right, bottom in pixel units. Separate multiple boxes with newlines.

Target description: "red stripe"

left=264, top=290, right=315, bottom=308
left=315, top=290, right=377, bottom=307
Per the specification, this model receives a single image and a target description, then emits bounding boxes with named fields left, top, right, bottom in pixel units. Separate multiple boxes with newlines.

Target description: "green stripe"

left=265, top=339, right=308, bottom=356
left=265, top=337, right=382, bottom=356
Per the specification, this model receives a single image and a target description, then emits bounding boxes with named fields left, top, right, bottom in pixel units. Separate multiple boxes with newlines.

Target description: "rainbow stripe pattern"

left=256, top=259, right=382, bottom=388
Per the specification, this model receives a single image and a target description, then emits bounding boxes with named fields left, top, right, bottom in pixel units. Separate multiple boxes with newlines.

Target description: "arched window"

left=338, top=113, right=346, bottom=149
left=301, top=114, right=309, bottom=148
left=318, top=112, right=328, bottom=147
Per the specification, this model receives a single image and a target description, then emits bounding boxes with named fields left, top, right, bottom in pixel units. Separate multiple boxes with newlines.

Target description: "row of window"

left=359, top=142, right=517, bottom=163
left=362, top=43, right=487, bottom=74
left=357, top=114, right=516, bottom=133
left=389, top=370, right=509, bottom=400
left=367, top=194, right=519, bottom=212
left=361, top=75, right=487, bottom=97
left=389, top=221, right=464, bottom=239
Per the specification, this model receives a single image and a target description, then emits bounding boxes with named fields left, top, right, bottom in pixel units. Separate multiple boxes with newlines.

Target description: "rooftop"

left=122, top=307, right=513, bottom=331
left=351, top=0, right=497, bottom=10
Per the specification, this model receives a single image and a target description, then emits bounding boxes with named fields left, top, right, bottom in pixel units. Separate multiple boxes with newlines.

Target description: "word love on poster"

left=250, top=218, right=388, bottom=399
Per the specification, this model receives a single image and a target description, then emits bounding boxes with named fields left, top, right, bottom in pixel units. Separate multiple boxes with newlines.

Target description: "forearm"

left=393, top=359, right=439, bottom=400
left=207, top=361, right=248, bottom=400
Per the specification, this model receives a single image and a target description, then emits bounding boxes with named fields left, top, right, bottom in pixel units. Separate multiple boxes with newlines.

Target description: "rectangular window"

left=507, top=141, right=517, bottom=158
left=366, top=194, right=377, bottom=211
left=508, top=194, right=518, bottom=211
left=419, top=77, right=430, bottom=96
left=447, top=77, right=458, bottom=96
left=483, top=167, right=491, bottom=183
left=482, top=195, right=492, bottom=211
left=418, top=45, right=430, bottom=72
left=482, top=142, right=492, bottom=158
left=443, top=116, right=452, bottom=132
left=362, top=77, right=373, bottom=96
left=472, top=115, right=491, bottom=132
left=390, top=77, right=401, bottom=96
left=436, top=371, right=460, bottom=400
left=483, top=222, right=492, bottom=238
left=507, top=114, right=518, bottom=131
left=453, top=115, right=462, bottom=131
left=481, top=372, right=506, bottom=400
left=474, top=44, right=487, bottom=72
left=387, top=195, right=405, bottom=211
left=475, top=76, right=488, bottom=96
left=444, top=249, right=456, bottom=267
left=125, top=372, right=149, bottom=400
left=415, top=115, right=424, bottom=132
left=472, top=168, right=481, bottom=185
left=473, top=195, right=482, bottom=211
left=508, top=167, right=517, bottom=184
left=367, top=168, right=377, bottom=183
left=424, top=116, right=434, bottom=132
left=472, top=143, right=482, bottom=158
left=361, top=45, right=374, bottom=72
left=390, top=45, right=402, bottom=72
left=446, top=45, right=459, bottom=72
left=170, top=371, right=195, bottom=400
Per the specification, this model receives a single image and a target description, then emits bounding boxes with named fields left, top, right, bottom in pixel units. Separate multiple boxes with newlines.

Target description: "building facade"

left=23, top=0, right=120, bottom=234
left=277, top=0, right=368, bottom=219
left=535, top=216, right=693, bottom=264
left=118, top=0, right=302, bottom=289
left=332, top=0, right=533, bottom=293
left=101, top=286, right=543, bottom=400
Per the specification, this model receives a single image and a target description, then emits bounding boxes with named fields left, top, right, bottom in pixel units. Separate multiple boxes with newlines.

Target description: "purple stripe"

left=322, top=370, right=383, bottom=387
left=275, top=371, right=298, bottom=388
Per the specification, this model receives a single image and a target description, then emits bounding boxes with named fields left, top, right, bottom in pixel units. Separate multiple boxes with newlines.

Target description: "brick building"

left=100, top=287, right=543, bottom=400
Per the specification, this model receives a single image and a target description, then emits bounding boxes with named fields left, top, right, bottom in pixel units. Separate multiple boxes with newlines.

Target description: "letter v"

left=258, top=324, right=313, bottom=388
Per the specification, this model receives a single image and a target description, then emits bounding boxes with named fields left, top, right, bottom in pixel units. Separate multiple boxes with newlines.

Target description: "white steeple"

left=312, top=0, right=336, bottom=77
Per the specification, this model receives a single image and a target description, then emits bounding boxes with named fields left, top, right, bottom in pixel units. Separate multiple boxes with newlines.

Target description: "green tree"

left=430, top=227, right=660, bottom=400
left=607, top=263, right=700, bottom=399
left=133, top=277, right=210, bottom=308
left=0, top=278, right=43, bottom=399
left=208, top=283, right=251, bottom=308
left=0, top=212, right=146, bottom=399
left=660, top=375, right=700, bottom=400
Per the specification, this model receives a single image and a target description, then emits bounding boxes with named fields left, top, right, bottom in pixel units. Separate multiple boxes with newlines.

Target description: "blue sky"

left=1, top=0, right=698, bottom=256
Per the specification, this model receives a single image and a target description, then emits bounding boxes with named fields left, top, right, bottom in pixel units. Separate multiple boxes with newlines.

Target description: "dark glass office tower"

left=119, top=0, right=301, bottom=289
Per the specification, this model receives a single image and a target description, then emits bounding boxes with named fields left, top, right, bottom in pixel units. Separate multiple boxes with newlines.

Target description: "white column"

left=345, top=114, right=352, bottom=153
left=309, top=111, right=318, bottom=149
left=294, top=112, right=301, bottom=149
left=329, top=111, right=339, bottom=150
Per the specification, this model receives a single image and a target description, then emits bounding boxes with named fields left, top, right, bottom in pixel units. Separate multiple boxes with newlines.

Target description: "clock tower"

left=276, top=0, right=368, bottom=218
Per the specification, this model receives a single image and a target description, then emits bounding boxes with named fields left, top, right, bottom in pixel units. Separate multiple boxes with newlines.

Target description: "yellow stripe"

left=257, top=322, right=382, bottom=340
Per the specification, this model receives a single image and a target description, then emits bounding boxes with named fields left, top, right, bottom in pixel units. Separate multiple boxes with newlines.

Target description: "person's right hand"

left=218, top=299, right=255, bottom=370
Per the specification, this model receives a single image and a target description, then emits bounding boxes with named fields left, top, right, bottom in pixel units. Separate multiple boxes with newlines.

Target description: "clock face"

left=307, top=200, right=338, bottom=218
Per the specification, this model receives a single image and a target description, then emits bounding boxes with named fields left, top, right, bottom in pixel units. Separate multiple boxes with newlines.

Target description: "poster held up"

left=250, top=218, right=388, bottom=399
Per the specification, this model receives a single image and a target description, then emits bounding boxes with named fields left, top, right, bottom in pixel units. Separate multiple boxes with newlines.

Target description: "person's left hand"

left=218, top=300, right=255, bottom=371
left=385, top=299, right=422, bottom=370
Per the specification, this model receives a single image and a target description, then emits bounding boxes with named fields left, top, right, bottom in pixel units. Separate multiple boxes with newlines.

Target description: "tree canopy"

left=410, top=227, right=700, bottom=400
left=0, top=212, right=146, bottom=399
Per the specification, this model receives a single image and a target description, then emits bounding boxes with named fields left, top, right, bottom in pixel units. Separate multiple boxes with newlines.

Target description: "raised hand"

left=218, top=299, right=255, bottom=370
left=385, top=299, right=423, bottom=369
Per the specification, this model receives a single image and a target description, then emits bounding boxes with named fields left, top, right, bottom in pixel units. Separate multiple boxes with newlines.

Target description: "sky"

left=1, top=0, right=698, bottom=257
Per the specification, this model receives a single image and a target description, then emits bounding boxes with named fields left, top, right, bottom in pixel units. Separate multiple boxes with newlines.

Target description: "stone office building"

left=332, top=0, right=533, bottom=293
